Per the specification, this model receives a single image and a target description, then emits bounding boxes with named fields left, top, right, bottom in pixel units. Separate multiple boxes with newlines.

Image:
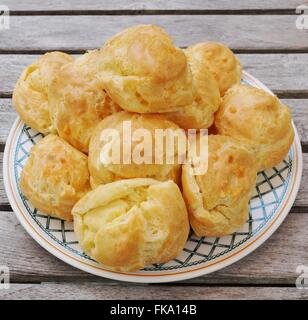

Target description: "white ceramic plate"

left=3, top=71, right=303, bottom=283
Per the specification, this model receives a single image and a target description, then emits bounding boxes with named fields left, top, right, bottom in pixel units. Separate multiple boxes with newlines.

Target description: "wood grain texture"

left=1, top=283, right=307, bottom=300
left=0, top=210, right=307, bottom=284
left=0, top=99, right=16, bottom=144
left=2, top=54, right=308, bottom=95
left=295, top=153, right=308, bottom=207
left=0, top=153, right=7, bottom=207
left=2, top=0, right=303, bottom=12
left=1, top=15, right=308, bottom=52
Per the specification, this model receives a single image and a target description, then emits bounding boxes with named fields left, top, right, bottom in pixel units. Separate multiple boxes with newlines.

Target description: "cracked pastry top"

left=19, top=134, right=91, bottom=221
left=215, top=84, right=294, bottom=171
left=98, top=24, right=195, bottom=113
left=185, top=42, right=242, bottom=96
left=88, top=111, right=185, bottom=188
left=182, top=134, right=257, bottom=237
left=72, top=178, right=189, bottom=271
left=49, top=50, right=120, bottom=153
left=13, top=51, right=74, bottom=134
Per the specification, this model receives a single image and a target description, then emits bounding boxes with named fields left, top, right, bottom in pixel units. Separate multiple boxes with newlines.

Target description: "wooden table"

left=0, top=0, right=308, bottom=300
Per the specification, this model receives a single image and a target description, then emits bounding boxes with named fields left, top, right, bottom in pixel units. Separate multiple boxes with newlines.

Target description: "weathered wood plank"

left=240, top=54, right=308, bottom=97
left=287, top=100, right=308, bottom=147
left=1, top=0, right=303, bottom=12
left=1, top=283, right=307, bottom=300
left=1, top=15, right=307, bottom=52
left=0, top=210, right=307, bottom=284
left=295, top=153, right=308, bottom=207
left=0, top=100, right=16, bottom=145
left=2, top=54, right=308, bottom=95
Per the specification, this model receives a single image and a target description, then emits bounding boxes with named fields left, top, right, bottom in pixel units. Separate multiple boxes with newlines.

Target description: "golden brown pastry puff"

left=88, top=111, right=186, bottom=188
left=182, top=135, right=257, bottom=237
left=98, top=24, right=195, bottom=113
left=185, top=42, right=242, bottom=96
left=72, top=178, right=189, bottom=271
left=20, top=134, right=91, bottom=221
left=162, top=50, right=221, bottom=129
left=13, top=52, right=74, bottom=134
left=215, top=84, right=294, bottom=171
left=49, top=50, right=120, bottom=153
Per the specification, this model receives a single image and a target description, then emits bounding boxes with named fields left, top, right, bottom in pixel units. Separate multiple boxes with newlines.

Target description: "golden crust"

left=182, top=135, right=257, bottom=237
left=215, top=84, right=294, bottom=171
left=185, top=42, right=242, bottom=96
left=72, top=178, right=189, bottom=271
left=49, top=50, right=120, bottom=153
left=88, top=111, right=185, bottom=188
left=162, top=50, right=221, bottom=129
left=98, top=24, right=195, bottom=113
left=13, top=52, right=74, bottom=134
left=19, top=134, right=91, bottom=221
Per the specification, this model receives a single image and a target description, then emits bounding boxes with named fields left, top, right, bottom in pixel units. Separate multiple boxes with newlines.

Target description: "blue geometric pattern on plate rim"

left=12, top=76, right=293, bottom=272
left=13, top=127, right=293, bottom=272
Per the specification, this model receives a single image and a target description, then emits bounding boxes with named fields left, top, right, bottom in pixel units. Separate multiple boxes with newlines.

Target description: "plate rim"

left=3, top=71, right=303, bottom=283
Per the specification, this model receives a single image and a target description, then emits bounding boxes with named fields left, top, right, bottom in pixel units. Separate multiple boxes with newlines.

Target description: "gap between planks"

left=6, top=9, right=299, bottom=16
left=0, top=281, right=298, bottom=287
left=2, top=49, right=308, bottom=55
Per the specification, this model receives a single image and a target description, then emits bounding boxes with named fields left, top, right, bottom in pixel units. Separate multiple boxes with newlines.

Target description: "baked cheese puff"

left=98, top=24, right=195, bottom=113
left=162, top=50, right=221, bottom=129
left=13, top=52, right=74, bottom=134
left=49, top=50, right=121, bottom=154
left=215, top=84, right=294, bottom=171
left=185, top=42, right=242, bottom=96
left=182, top=135, right=257, bottom=237
left=88, top=111, right=186, bottom=188
left=72, top=178, right=189, bottom=271
left=20, top=134, right=91, bottom=221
